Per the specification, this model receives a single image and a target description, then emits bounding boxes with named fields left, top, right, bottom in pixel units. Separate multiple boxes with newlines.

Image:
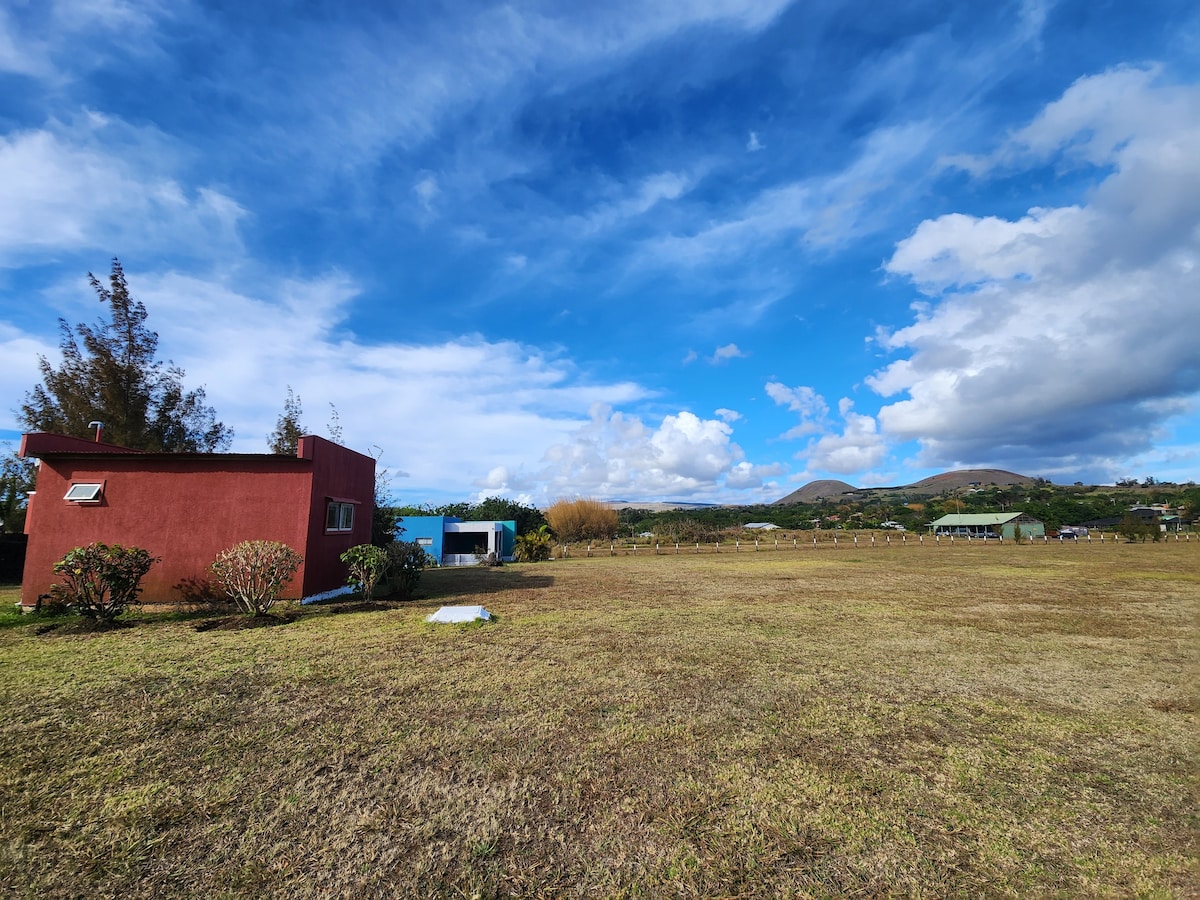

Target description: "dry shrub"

left=209, top=540, right=303, bottom=616
left=545, top=497, right=618, bottom=542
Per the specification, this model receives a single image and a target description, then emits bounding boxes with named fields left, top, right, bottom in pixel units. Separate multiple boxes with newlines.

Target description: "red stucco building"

left=19, top=432, right=375, bottom=607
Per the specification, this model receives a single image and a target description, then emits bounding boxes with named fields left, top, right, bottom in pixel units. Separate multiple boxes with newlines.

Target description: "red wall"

left=298, top=435, right=376, bottom=595
left=20, top=435, right=374, bottom=606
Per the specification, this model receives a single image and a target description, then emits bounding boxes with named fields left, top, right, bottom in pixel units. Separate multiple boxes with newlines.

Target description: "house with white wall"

left=398, top=516, right=516, bottom=566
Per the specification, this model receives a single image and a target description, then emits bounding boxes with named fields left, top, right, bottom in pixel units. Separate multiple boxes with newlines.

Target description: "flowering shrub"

left=209, top=540, right=303, bottom=616
left=52, top=542, right=158, bottom=621
left=340, top=544, right=389, bottom=602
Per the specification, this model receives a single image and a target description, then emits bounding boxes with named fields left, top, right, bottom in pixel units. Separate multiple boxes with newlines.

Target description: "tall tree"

left=268, top=386, right=305, bottom=455
left=20, top=259, right=232, bottom=451
left=0, top=449, right=37, bottom=534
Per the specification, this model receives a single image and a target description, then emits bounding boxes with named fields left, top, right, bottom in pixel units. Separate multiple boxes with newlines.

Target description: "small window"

left=64, top=483, right=103, bottom=503
left=326, top=501, right=355, bottom=533
left=416, top=537, right=433, bottom=546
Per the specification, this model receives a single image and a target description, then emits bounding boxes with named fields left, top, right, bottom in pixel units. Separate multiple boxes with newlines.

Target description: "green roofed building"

left=927, top=512, right=1045, bottom=540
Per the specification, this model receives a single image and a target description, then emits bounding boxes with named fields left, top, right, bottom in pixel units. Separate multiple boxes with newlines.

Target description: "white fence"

left=553, top=530, right=1194, bottom=558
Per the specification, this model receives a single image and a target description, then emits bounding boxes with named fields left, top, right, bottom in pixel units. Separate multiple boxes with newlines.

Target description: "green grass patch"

left=0, top=546, right=1197, bottom=896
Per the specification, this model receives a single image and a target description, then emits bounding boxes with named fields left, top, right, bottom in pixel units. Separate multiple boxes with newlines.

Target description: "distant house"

left=927, top=512, right=1044, bottom=539
left=743, top=522, right=780, bottom=530
left=398, top=515, right=516, bottom=566
left=19, top=432, right=375, bottom=607
left=1080, top=507, right=1176, bottom=532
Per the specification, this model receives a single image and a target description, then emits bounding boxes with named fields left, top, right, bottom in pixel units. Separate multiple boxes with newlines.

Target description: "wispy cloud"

left=0, top=114, right=245, bottom=267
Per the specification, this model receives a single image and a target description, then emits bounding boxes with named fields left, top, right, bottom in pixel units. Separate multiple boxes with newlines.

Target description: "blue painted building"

left=398, top=516, right=516, bottom=566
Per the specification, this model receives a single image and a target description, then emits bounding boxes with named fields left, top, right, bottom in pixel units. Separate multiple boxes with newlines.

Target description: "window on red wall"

left=326, top=501, right=355, bottom=532
left=64, top=482, right=104, bottom=503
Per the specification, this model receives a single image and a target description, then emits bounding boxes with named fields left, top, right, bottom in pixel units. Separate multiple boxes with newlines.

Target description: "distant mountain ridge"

left=773, top=469, right=1037, bottom=505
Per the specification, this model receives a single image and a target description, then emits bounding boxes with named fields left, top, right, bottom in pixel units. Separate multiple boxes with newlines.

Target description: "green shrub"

left=513, top=525, right=554, bottom=562
left=385, top=540, right=428, bottom=599
left=340, top=544, right=389, bottom=602
left=209, top=540, right=303, bottom=616
left=51, top=542, right=158, bottom=622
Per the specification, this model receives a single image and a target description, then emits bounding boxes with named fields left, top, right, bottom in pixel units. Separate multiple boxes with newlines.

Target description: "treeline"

left=388, top=483, right=1198, bottom=545
left=614, top=483, right=1199, bottom=536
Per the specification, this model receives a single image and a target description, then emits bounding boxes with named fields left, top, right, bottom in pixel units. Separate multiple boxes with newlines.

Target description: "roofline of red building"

left=19, top=432, right=374, bottom=465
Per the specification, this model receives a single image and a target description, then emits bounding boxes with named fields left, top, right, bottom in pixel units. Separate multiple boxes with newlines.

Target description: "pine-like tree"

left=20, top=259, right=232, bottom=452
left=268, top=386, right=306, bottom=455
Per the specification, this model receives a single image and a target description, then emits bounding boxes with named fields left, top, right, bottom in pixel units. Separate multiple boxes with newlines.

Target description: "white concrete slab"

left=426, top=605, right=492, bottom=623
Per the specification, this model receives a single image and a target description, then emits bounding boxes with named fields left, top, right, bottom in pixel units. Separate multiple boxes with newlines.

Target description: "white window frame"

left=326, top=500, right=356, bottom=533
left=64, top=482, right=104, bottom=503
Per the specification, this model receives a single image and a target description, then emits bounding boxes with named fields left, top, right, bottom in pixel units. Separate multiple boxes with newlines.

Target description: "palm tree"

left=514, top=525, right=554, bottom=562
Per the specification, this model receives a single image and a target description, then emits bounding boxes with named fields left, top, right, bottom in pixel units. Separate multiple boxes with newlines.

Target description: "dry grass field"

left=1, top=542, right=1197, bottom=897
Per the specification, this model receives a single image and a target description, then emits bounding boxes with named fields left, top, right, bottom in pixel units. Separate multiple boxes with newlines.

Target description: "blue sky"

left=2, top=0, right=1198, bottom=506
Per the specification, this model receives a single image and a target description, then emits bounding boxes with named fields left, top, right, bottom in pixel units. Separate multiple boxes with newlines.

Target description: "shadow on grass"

left=419, top=566, right=555, bottom=599
left=194, top=612, right=299, bottom=632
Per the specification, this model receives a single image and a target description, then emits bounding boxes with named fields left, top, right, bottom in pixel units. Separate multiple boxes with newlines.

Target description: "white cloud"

left=714, top=407, right=742, bottom=423
left=801, top=399, right=887, bottom=475
left=529, top=404, right=754, bottom=500
left=766, top=382, right=829, bottom=438
left=413, top=173, right=440, bottom=215
left=0, top=265, right=659, bottom=500
left=746, top=131, right=763, bottom=152
left=873, top=67, right=1200, bottom=470
left=0, top=324, right=59, bottom=432
left=577, top=171, right=693, bottom=234
left=0, top=0, right=168, bottom=81
left=0, top=116, right=245, bottom=266
left=709, top=343, right=746, bottom=363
